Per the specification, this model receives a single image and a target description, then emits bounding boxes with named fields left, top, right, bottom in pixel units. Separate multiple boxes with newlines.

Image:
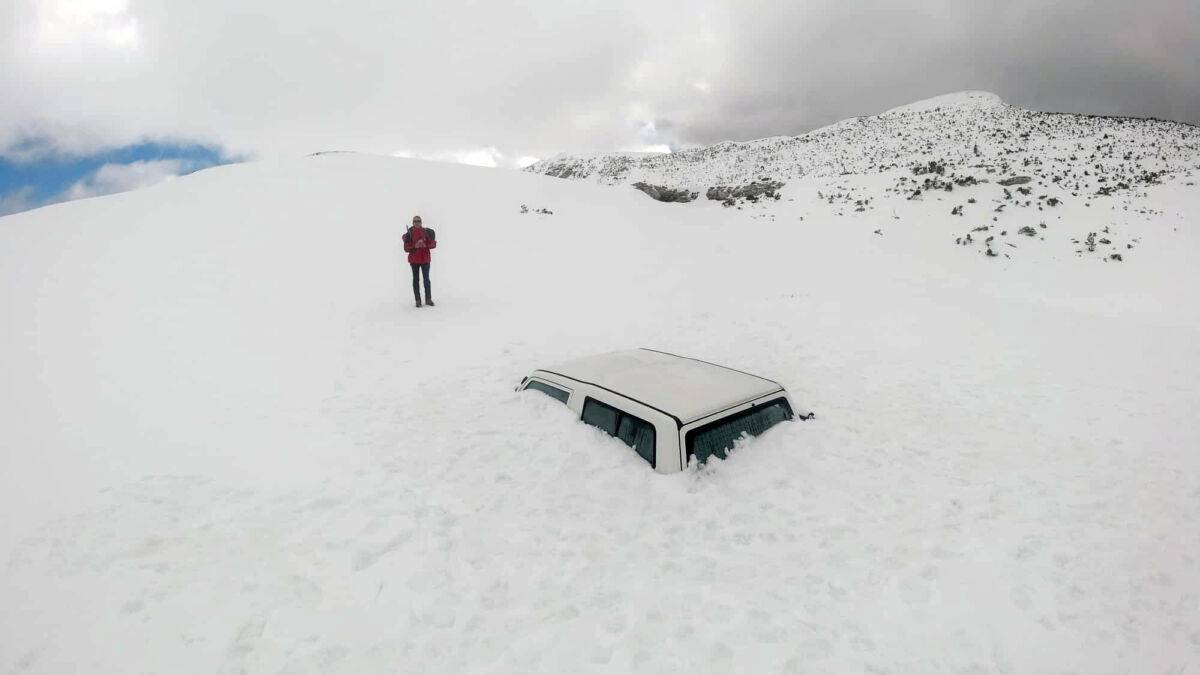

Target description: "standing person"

left=403, top=215, right=437, bottom=307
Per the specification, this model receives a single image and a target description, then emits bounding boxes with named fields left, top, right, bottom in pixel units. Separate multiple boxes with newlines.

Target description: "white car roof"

left=535, top=348, right=784, bottom=424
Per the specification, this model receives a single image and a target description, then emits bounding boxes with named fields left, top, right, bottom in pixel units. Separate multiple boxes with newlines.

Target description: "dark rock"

left=705, top=180, right=785, bottom=204
left=706, top=186, right=733, bottom=201
left=998, top=176, right=1033, bottom=186
left=912, top=160, right=946, bottom=176
left=633, top=182, right=696, bottom=203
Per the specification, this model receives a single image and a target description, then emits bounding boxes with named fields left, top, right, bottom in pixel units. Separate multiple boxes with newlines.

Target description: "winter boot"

left=425, top=298, right=435, bottom=307
left=415, top=298, right=423, bottom=308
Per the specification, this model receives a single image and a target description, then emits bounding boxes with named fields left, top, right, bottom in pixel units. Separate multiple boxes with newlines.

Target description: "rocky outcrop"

left=706, top=180, right=785, bottom=205
left=632, top=182, right=697, bottom=203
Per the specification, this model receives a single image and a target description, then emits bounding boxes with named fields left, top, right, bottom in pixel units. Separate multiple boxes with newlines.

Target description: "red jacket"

left=403, top=225, right=436, bottom=264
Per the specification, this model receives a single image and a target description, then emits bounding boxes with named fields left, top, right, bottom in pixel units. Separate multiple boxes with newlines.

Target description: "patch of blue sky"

left=0, top=141, right=234, bottom=215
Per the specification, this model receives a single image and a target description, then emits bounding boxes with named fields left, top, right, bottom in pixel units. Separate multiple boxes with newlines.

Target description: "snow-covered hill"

left=529, top=90, right=1197, bottom=192
left=2, top=99, right=1199, bottom=672
left=529, top=91, right=1199, bottom=262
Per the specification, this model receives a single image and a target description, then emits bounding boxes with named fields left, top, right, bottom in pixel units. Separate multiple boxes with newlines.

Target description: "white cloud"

left=453, top=147, right=502, bottom=168
left=393, top=146, right=532, bottom=170
left=0, top=0, right=719, bottom=162
left=618, top=144, right=671, bottom=154
left=0, top=186, right=39, bottom=217
left=30, top=0, right=141, bottom=55
left=64, top=159, right=194, bottom=201
left=0, top=0, right=1195, bottom=164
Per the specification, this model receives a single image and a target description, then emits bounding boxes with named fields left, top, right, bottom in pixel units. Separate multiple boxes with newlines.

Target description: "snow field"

left=2, top=152, right=1199, bottom=673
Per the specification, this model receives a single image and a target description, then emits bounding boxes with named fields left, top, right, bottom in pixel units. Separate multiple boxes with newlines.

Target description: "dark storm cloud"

left=661, top=0, right=1200, bottom=147
left=2, top=0, right=1195, bottom=164
left=565, top=0, right=1199, bottom=152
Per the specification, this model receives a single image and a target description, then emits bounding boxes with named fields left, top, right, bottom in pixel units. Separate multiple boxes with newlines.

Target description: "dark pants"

left=410, top=263, right=431, bottom=302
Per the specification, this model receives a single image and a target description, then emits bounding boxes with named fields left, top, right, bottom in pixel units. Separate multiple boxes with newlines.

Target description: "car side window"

left=524, top=379, right=570, bottom=404
left=617, top=415, right=655, bottom=466
left=583, top=398, right=656, bottom=467
left=581, top=398, right=619, bottom=434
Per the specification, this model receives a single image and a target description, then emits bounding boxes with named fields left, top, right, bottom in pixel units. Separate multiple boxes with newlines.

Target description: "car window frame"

left=522, top=377, right=572, bottom=404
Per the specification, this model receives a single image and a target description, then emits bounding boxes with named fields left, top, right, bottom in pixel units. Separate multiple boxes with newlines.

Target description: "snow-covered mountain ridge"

left=528, top=91, right=1199, bottom=262
left=527, top=90, right=1199, bottom=205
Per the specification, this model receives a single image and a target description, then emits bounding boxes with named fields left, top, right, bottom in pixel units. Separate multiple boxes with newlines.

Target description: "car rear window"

left=582, top=398, right=656, bottom=467
left=686, top=398, right=793, bottom=464
left=524, top=379, right=570, bottom=404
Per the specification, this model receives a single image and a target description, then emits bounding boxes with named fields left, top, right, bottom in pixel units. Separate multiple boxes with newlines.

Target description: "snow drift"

left=2, top=94, right=1199, bottom=673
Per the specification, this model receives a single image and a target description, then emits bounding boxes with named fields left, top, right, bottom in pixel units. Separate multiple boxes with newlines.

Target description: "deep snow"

left=2, top=97, right=1200, bottom=673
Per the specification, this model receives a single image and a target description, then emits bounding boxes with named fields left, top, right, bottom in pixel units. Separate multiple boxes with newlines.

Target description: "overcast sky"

left=2, top=0, right=1197, bottom=169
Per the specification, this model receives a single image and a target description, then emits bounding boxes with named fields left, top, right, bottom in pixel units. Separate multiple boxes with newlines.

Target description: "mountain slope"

left=528, top=90, right=1198, bottom=203
left=529, top=91, right=1200, bottom=264
left=1, top=129, right=1199, bottom=671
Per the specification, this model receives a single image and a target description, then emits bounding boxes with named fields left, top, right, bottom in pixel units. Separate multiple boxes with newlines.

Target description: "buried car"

left=517, top=348, right=807, bottom=472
